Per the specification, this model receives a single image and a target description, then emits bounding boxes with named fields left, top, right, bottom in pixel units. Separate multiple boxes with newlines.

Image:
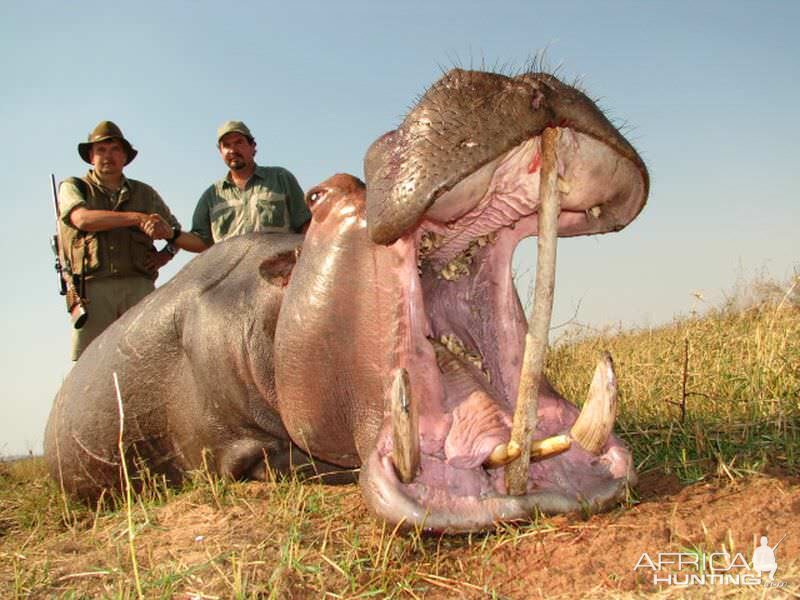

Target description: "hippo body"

left=45, top=235, right=323, bottom=499
left=46, top=67, right=649, bottom=532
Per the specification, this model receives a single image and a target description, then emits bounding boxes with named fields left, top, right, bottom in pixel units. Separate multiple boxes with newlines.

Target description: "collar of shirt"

left=86, top=169, right=130, bottom=194
left=221, top=164, right=265, bottom=190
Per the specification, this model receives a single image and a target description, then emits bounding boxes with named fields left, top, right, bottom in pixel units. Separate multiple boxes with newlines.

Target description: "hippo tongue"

left=429, top=338, right=512, bottom=469
left=445, top=391, right=511, bottom=469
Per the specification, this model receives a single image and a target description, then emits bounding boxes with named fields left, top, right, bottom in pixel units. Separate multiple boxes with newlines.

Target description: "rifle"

left=50, top=174, right=88, bottom=329
left=771, top=534, right=787, bottom=551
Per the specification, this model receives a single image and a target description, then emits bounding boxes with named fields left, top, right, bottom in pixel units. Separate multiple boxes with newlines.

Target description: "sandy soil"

left=491, top=472, right=800, bottom=598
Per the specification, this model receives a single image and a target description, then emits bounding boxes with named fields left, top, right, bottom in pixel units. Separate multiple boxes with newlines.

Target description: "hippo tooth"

left=439, top=334, right=482, bottom=371
left=418, top=231, right=444, bottom=257
left=486, top=435, right=571, bottom=469
left=557, top=176, right=571, bottom=195
left=506, top=127, right=561, bottom=495
left=570, top=353, right=618, bottom=455
left=390, top=367, right=420, bottom=483
left=436, top=233, right=499, bottom=281
left=483, top=440, right=522, bottom=468
left=529, top=434, right=571, bottom=460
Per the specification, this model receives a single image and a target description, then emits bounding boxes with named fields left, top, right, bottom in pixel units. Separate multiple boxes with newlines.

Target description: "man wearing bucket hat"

left=186, top=120, right=311, bottom=250
left=58, top=120, right=184, bottom=360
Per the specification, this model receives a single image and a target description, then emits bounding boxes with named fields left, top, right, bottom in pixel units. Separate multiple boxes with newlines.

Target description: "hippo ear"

left=259, top=248, right=299, bottom=288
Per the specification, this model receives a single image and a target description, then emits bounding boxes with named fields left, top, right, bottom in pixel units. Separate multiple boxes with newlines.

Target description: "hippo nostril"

left=531, top=88, right=545, bottom=111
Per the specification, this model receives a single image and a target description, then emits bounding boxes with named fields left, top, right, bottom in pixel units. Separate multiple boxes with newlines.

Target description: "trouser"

left=71, top=275, right=155, bottom=361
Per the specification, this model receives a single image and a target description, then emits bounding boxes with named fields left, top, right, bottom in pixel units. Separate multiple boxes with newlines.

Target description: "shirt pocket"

left=256, top=193, right=287, bottom=229
left=210, top=202, right=240, bottom=241
left=69, top=233, right=100, bottom=274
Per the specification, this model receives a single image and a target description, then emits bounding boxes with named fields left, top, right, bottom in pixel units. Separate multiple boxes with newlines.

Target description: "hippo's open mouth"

left=359, top=69, right=648, bottom=532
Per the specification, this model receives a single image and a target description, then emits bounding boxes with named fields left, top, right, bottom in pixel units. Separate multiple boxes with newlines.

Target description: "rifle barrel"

left=772, top=534, right=787, bottom=550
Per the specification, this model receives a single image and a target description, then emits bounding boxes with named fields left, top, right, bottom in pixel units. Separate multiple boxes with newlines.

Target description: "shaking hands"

left=139, top=214, right=173, bottom=240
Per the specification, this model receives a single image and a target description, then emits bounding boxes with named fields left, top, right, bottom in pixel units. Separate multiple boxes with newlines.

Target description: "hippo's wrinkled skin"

left=45, top=68, right=648, bottom=533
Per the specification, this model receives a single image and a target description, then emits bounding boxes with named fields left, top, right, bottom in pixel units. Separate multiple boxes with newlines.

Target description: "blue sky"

left=1, top=1, right=797, bottom=456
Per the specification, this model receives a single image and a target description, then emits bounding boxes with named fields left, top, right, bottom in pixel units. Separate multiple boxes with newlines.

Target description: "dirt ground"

left=9, top=470, right=800, bottom=598
left=490, top=472, right=800, bottom=598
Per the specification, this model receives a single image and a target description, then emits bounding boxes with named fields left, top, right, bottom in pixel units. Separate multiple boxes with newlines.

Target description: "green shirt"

left=190, top=165, right=310, bottom=245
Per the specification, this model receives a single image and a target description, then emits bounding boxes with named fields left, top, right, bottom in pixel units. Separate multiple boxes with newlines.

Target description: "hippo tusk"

left=530, top=434, right=571, bottom=460
left=485, top=435, right=570, bottom=468
left=483, top=440, right=523, bottom=468
left=390, top=368, right=420, bottom=483
left=506, top=127, right=562, bottom=495
left=570, top=353, right=618, bottom=454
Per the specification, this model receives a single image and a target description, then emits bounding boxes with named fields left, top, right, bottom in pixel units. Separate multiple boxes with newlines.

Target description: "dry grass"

left=1, top=277, right=798, bottom=598
left=549, top=276, right=800, bottom=485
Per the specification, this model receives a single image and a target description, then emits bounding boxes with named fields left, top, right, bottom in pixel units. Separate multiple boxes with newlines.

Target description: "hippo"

left=45, top=67, right=648, bottom=533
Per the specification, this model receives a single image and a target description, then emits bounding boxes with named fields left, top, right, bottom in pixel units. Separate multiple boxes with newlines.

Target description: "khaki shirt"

left=190, top=165, right=310, bottom=245
left=59, top=170, right=180, bottom=279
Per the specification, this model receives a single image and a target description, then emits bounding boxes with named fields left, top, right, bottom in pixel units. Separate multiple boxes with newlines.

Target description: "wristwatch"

left=167, top=225, right=181, bottom=243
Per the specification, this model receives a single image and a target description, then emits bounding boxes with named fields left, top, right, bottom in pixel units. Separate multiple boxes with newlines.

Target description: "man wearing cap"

left=59, top=120, right=187, bottom=360
left=186, top=121, right=311, bottom=250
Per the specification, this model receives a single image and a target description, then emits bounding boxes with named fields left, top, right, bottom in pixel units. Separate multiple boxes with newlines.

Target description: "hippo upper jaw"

left=366, top=69, right=648, bottom=246
left=424, top=131, right=646, bottom=244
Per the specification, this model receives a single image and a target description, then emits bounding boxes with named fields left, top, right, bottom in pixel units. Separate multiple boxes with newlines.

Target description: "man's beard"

left=98, top=162, right=120, bottom=174
left=227, top=156, right=246, bottom=170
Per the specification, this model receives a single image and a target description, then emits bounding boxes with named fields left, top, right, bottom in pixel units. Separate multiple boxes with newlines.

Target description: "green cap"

left=77, top=120, right=137, bottom=165
left=217, top=120, right=253, bottom=144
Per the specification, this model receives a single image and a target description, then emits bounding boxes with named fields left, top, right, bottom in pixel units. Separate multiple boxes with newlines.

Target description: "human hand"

left=143, top=248, right=172, bottom=277
left=140, top=214, right=173, bottom=240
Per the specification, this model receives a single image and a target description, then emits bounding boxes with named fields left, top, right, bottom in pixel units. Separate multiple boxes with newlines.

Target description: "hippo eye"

left=307, top=190, right=324, bottom=207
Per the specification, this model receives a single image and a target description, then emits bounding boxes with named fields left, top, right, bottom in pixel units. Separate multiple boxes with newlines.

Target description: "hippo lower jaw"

left=362, top=354, right=635, bottom=536
left=360, top=450, right=630, bottom=534
left=357, top=130, right=641, bottom=532
left=359, top=365, right=636, bottom=533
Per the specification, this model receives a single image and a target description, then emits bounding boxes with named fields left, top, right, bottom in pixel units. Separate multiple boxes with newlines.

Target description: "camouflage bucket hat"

left=217, top=120, right=253, bottom=144
left=77, top=120, right=138, bottom=165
